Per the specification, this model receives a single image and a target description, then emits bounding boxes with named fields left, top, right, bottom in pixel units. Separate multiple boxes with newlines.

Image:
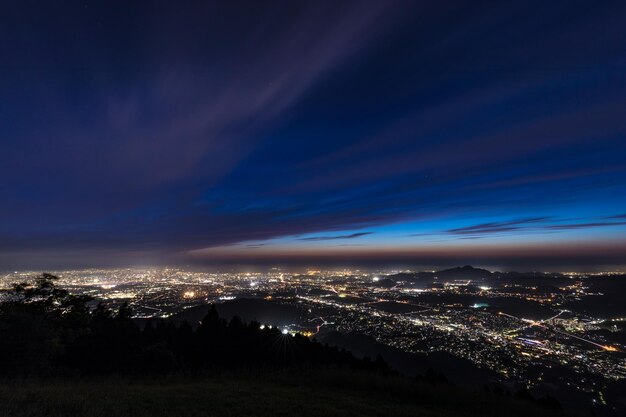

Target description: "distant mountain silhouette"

left=435, top=265, right=493, bottom=280
left=388, top=266, right=493, bottom=284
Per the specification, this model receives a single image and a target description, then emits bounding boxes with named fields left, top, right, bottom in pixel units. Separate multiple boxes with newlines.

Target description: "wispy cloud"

left=297, top=232, right=373, bottom=241
left=545, top=221, right=626, bottom=230
left=447, top=218, right=551, bottom=235
left=244, top=244, right=265, bottom=249
left=446, top=216, right=626, bottom=237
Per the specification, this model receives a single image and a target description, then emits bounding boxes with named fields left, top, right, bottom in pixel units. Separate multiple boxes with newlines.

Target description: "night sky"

left=2, top=1, right=626, bottom=270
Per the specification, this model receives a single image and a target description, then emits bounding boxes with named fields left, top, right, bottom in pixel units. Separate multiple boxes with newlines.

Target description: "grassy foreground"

left=0, top=370, right=565, bottom=417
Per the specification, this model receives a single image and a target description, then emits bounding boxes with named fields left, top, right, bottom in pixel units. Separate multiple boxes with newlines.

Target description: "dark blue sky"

left=2, top=1, right=626, bottom=270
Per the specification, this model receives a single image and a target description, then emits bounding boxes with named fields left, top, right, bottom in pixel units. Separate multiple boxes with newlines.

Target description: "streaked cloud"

left=297, top=232, right=374, bottom=241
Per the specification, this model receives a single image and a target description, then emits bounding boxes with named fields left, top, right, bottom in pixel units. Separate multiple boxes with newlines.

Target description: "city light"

left=3, top=266, right=623, bottom=404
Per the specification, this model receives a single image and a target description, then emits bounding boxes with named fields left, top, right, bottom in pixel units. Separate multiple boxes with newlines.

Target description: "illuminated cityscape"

left=3, top=266, right=624, bottom=408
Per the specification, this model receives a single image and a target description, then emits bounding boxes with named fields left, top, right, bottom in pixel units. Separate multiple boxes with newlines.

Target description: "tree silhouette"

left=0, top=274, right=391, bottom=377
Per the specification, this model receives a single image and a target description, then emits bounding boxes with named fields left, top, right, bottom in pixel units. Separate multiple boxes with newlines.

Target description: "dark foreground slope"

left=0, top=370, right=566, bottom=417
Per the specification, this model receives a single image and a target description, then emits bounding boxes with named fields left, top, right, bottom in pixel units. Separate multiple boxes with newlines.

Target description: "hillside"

left=0, top=370, right=566, bottom=417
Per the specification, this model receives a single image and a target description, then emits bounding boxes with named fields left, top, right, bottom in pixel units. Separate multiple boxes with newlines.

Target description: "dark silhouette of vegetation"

left=0, top=274, right=388, bottom=377
left=415, top=368, right=451, bottom=385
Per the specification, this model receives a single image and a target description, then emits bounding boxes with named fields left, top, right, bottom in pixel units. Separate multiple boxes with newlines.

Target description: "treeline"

left=0, top=274, right=388, bottom=377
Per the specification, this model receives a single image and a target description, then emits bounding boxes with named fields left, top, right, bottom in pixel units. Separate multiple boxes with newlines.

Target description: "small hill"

left=435, top=265, right=492, bottom=280
left=318, top=330, right=498, bottom=385
left=173, top=297, right=305, bottom=328
left=372, top=277, right=397, bottom=288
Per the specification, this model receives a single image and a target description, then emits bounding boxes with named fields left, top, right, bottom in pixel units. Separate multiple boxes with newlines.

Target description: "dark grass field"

left=0, top=370, right=567, bottom=417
